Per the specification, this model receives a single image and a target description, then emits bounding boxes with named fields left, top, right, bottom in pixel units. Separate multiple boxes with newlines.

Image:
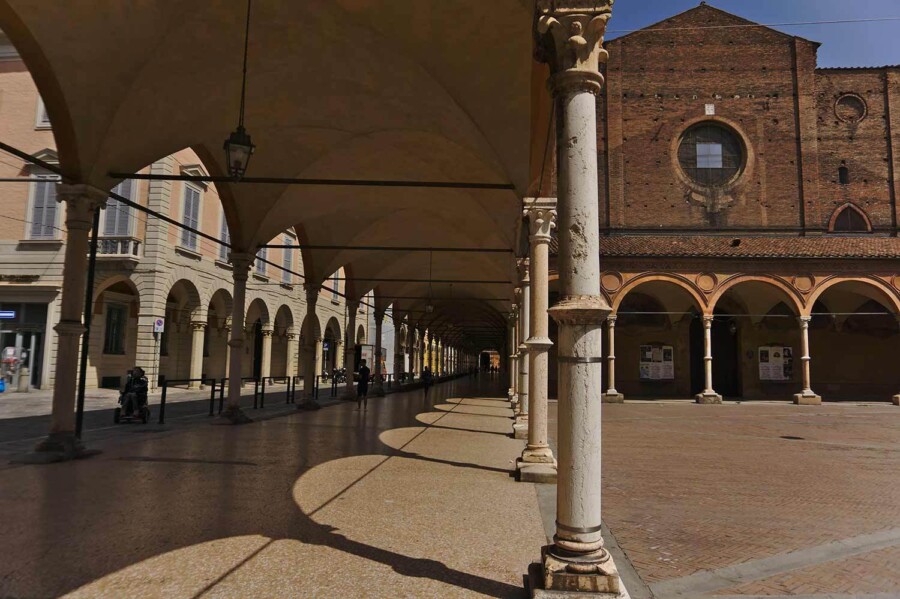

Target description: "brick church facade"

left=549, top=3, right=900, bottom=401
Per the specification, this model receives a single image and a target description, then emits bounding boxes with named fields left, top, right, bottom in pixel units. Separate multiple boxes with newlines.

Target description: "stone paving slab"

left=0, top=376, right=544, bottom=598
left=546, top=401, right=900, bottom=598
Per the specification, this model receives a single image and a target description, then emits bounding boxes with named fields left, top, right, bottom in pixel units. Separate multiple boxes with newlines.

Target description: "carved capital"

left=548, top=294, right=612, bottom=326
left=524, top=197, right=558, bottom=243
left=517, top=258, right=530, bottom=284
left=536, top=1, right=613, bottom=95
left=228, top=252, right=254, bottom=280
left=57, top=184, right=108, bottom=230
left=304, top=283, right=320, bottom=305
left=190, top=320, right=207, bottom=332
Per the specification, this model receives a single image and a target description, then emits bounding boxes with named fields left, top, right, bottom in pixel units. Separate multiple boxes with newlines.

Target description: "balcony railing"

left=96, top=236, right=141, bottom=258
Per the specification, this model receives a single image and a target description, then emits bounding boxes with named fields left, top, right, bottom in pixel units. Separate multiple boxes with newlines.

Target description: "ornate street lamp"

left=224, top=0, right=255, bottom=180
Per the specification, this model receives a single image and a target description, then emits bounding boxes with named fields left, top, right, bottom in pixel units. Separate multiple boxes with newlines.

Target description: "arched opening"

left=710, top=279, right=802, bottom=399
left=271, top=305, right=294, bottom=378
left=206, top=289, right=233, bottom=380
left=245, top=298, right=270, bottom=379
left=159, top=280, right=202, bottom=383
left=809, top=280, right=900, bottom=400
left=829, top=203, right=871, bottom=233
left=323, top=317, right=342, bottom=375
left=838, top=165, right=850, bottom=185
left=89, top=278, right=140, bottom=389
left=613, top=279, right=704, bottom=399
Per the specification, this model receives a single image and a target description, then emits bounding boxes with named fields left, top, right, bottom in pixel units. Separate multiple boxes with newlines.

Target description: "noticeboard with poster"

left=639, top=344, right=675, bottom=381
left=758, top=346, right=793, bottom=381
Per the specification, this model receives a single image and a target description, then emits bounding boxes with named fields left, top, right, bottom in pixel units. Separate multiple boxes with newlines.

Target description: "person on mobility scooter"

left=114, top=366, right=150, bottom=424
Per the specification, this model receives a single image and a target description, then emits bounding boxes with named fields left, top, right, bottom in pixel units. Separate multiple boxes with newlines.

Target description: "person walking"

left=422, top=365, right=433, bottom=398
left=356, top=359, right=371, bottom=410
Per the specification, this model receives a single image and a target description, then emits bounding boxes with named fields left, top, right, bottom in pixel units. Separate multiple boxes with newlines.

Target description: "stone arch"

left=159, top=279, right=204, bottom=381
left=206, top=288, right=233, bottom=329
left=274, top=304, right=295, bottom=334
left=708, top=275, right=803, bottom=317
left=807, top=277, right=900, bottom=317
left=89, top=276, right=140, bottom=388
left=357, top=324, right=367, bottom=345
left=205, top=288, right=233, bottom=380
left=827, top=203, right=872, bottom=233
left=612, top=273, right=707, bottom=314
left=245, top=297, right=271, bottom=327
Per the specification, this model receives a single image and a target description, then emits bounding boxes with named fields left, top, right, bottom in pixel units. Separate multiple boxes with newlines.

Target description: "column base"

left=513, top=416, right=529, bottom=440
left=516, top=460, right=558, bottom=484
left=216, top=406, right=253, bottom=425
left=893, top=395, right=900, bottom=406
left=528, top=545, right=621, bottom=597
left=793, top=393, right=822, bottom=406
left=17, top=432, right=99, bottom=464
left=520, top=445, right=556, bottom=464
left=601, top=393, right=624, bottom=404
left=695, top=393, right=723, bottom=404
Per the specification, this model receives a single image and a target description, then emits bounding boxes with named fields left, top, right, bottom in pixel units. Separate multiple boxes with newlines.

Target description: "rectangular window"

left=29, top=176, right=59, bottom=239
left=219, top=210, right=230, bottom=261
left=103, top=180, right=133, bottom=237
left=180, top=185, right=201, bottom=249
left=256, top=247, right=267, bottom=275
left=331, top=273, right=340, bottom=302
left=282, top=235, right=292, bottom=284
left=696, top=142, right=723, bottom=169
left=35, top=98, right=51, bottom=129
left=103, top=304, right=127, bottom=355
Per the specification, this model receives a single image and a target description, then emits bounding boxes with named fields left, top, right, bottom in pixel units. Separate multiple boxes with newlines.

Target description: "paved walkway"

left=0, top=375, right=546, bottom=598
left=546, top=400, right=900, bottom=599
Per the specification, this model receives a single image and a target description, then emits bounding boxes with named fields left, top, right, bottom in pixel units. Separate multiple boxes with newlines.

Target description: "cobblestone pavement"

left=549, top=401, right=900, bottom=598
left=0, top=375, right=545, bottom=598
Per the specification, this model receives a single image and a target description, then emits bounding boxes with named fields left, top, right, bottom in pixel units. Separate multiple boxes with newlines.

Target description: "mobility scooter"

left=114, top=367, right=151, bottom=424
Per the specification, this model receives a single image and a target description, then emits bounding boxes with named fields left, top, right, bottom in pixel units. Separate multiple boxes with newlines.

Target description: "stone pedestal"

left=601, top=393, right=624, bottom=404
left=517, top=461, right=558, bottom=484
left=893, top=395, right=900, bottom=406
left=695, top=393, right=723, bottom=404
left=513, top=417, right=529, bottom=440
left=793, top=393, right=822, bottom=405
left=529, top=546, right=621, bottom=597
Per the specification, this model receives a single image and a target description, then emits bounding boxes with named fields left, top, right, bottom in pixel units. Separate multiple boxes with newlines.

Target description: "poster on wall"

left=639, top=344, right=675, bottom=381
left=758, top=346, right=793, bottom=381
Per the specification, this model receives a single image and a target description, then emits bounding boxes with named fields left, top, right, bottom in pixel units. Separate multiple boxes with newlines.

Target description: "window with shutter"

left=181, top=185, right=200, bottom=249
left=256, top=247, right=267, bottom=275
left=282, top=236, right=292, bottom=283
left=29, top=176, right=59, bottom=239
left=103, top=180, right=133, bottom=236
left=35, top=98, right=51, bottom=129
left=219, top=211, right=231, bottom=261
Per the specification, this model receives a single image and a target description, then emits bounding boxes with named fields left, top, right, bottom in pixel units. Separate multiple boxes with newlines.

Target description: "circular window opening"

left=677, top=122, right=745, bottom=187
left=835, top=94, right=867, bottom=124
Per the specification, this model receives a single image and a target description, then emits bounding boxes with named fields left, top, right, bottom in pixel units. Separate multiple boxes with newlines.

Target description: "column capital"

left=798, top=315, right=812, bottom=326
left=702, top=314, right=715, bottom=325
left=535, top=1, right=613, bottom=96
left=304, top=283, right=320, bottom=305
left=607, top=313, right=617, bottom=326
left=190, top=320, right=207, bottom=331
left=57, top=184, right=108, bottom=230
left=228, top=252, right=254, bottom=280
left=517, top=258, right=530, bottom=284
left=523, top=197, right=558, bottom=244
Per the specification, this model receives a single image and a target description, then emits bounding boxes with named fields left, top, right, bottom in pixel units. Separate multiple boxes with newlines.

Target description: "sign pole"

left=75, top=207, right=101, bottom=439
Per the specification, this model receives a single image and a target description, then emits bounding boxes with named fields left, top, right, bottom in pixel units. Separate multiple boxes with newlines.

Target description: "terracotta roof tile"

left=550, top=235, right=900, bottom=259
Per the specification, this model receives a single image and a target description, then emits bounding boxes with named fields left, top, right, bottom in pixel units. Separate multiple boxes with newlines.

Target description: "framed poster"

left=759, top=346, right=793, bottom=381
left=640, top=344, right=675, bottom=381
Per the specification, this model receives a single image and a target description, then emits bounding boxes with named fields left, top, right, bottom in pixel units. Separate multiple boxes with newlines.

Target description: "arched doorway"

left=89, top=278, right=140, bottom=389
left=245, top=298, right=270, bottom=379
left=323, top=317, right=342, bottom=375
left=808, top=280, right=900, bottom=400
left=206, top=289, right=233, bottom=380
left=613, top=278, right=704, bottom=399
left=709, top=278, right=802, bottom=400
left=272, top=305, right=294, bottom=378
left=159, top=279, right=202, bottom=383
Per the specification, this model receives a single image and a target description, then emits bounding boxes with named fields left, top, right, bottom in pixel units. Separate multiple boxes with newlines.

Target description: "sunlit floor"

left=0, top=376, right=545, bottom=598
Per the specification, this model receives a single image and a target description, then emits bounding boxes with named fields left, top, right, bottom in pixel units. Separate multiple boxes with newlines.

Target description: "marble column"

left=519, top=199, right=557, bottom=479
left=259, top=325, right=273, bottom=380
left=793, top=316, right=822, bottom=405
left=696, top=315, right=723, bottom=404
left=188, top=320, right=207, bottom=388
left=314, top=337, right=324, bottom=380
left=513, top=259, right=530, bottom=440
left=535, top=2, right=620, bottom=592
left=223, top=252, right=254, bottom=423
left=372, top=310, right=385, bottom=396
left=602, top=315, right=624, bottom=403
left=343, top=300, right=359, bottom=398
left=35, top=185, right=106, bottom=457
left=508, top=308, right=519, bottom=403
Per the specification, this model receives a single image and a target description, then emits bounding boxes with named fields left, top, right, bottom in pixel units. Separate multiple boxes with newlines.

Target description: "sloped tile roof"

left=550, top=235, right=900, bottom=259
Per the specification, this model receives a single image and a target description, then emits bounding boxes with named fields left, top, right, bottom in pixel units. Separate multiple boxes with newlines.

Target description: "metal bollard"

left=219, top=378, right=225, bottom=413
left=260, top=377, right=266, bottom=408
left=208, top=379, right=216, bottom=416
left=315, top=375, right=320, bottom=399
left=253, top=380, right=259, bottom=409
left=158, top=381, right=168, bottom=425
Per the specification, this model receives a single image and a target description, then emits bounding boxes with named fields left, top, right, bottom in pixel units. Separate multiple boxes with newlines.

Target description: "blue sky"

left=605, top=0, right=900, bottom=68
